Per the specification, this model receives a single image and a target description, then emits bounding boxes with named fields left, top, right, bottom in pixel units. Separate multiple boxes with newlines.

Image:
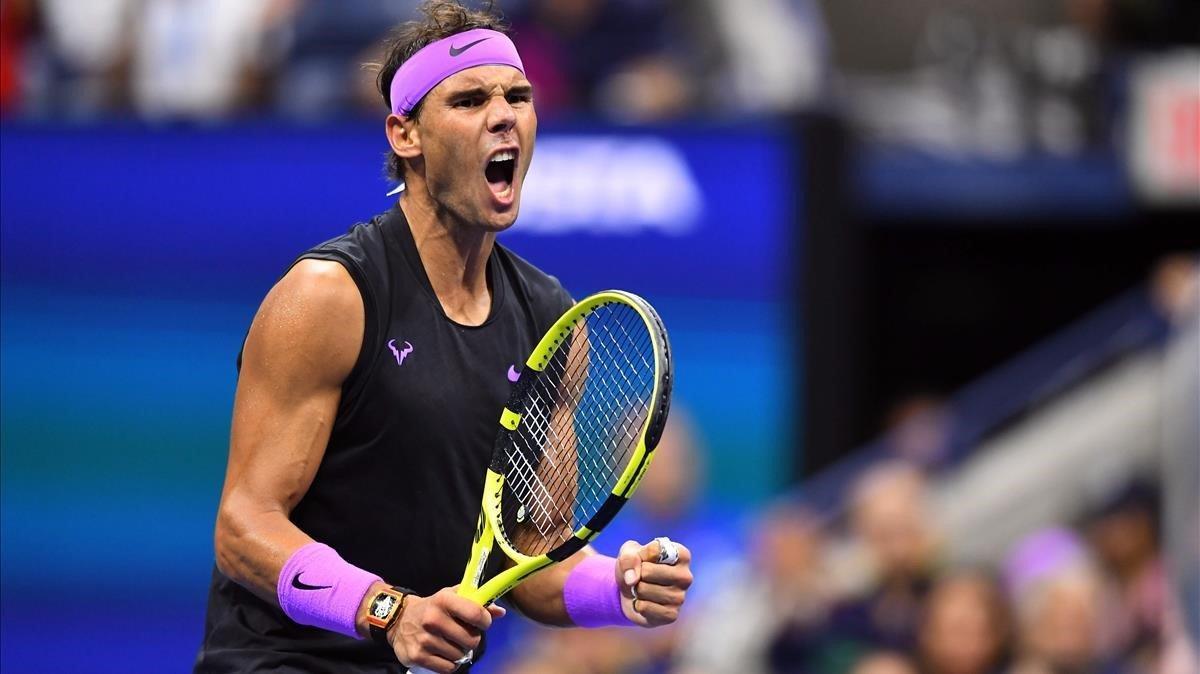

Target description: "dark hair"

left=375, top=0, right=509, bottom=183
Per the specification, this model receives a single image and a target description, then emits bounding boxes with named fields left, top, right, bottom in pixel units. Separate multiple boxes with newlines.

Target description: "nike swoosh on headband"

left=291, top=572, right=333, bottom=591
left=449, top=37, right=490, bottom=57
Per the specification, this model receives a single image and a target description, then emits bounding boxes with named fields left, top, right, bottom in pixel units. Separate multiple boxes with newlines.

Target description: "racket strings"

left=508, top=332, right=610, bottom=545
left=530, top=313, right=653, bottom=510
left=500, top=303, right=657, bottom=557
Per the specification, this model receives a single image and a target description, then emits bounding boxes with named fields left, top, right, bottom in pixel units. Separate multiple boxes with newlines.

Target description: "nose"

left=486, top=95, right=516, bottom=135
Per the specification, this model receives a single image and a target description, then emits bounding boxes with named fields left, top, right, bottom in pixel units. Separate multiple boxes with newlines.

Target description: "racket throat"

left=472, top=548, right=490, bottom=589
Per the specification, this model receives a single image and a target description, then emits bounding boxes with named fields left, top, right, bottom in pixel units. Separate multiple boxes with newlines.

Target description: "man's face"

left=412, top=65, right=536, bottom=231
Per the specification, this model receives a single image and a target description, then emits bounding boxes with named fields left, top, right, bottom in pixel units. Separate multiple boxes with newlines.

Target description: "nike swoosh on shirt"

left=291, top=573, right=332, bottom=591
left=449, top=37, right=490, bottom=57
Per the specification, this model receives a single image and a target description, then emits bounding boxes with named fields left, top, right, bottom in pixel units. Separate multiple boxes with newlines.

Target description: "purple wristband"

left=563, top=555, right=633, bottom=628
left=277, top=542, right=382, bottom=639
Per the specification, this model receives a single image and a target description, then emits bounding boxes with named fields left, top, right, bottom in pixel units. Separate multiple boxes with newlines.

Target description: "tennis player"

left=194, top=2, right=693, bottom=672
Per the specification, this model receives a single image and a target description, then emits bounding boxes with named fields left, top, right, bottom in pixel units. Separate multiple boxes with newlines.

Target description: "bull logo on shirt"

left=387, top=339, right=414, bottom=366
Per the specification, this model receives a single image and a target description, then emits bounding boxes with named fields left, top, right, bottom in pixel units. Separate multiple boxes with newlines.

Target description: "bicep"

left=220, top=258, right=363, bottom=527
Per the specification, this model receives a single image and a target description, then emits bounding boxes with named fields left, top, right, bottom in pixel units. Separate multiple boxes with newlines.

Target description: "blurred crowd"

left=2, top=0, right=1191, bottom=139
left=493, top=256, right=1199, bottom=674
left=0, top=0, right=829, bottom=122
left=498, top=450, right=1190, bottom=674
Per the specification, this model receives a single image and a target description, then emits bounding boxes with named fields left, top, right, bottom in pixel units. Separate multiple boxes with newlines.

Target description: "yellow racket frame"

left=457, top=290, right=671, bottom=605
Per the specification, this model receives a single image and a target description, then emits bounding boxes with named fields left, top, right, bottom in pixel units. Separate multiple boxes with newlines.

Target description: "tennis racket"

left=409, top=289, right=673, bottom=673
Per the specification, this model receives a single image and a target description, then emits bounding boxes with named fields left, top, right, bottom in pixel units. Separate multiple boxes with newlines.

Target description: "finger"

left=617, top=540, right=644, bottom=590
left=407, top=651, right=459, bottom=674
left=486, top=604, right=507, bottom=619
left=642, top=539, right=690, bottom=566
left=630, top=599, right=681, bottom=626
left=426, top=616, right=482, bottom=654
left=640, top=539, right=665, bottom=563
left=631, top=581, right=685, bottom=606
left=625, top=597, right=650, bottom=628
left=412, top=631, right=471, bottom=667
left=638, top=563, right=694, bottom=590
left=439, top=593, right=494, bottom=631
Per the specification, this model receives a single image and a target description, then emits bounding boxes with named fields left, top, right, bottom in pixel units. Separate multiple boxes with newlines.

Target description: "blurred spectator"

left=1150, top=254, right=1200, bottom=323
left=694, top=0, right=829, bottom=114
left=675, top=502, right=831, bottom=674
left=131, top=0, right=297, bottom=119
left=1003, top=528, right=1121, bottom=674
left=507, top=0, right=691, bottom=121
left=828, top=462, right=939, bottom=646
left=1011, top=568, right=1111, bottom=674
left=504, top=625, right=652, bottom=674
left=769, top=462, right=940, bottom=673
left=850, top=651, right=920, bottom=674
left=0, top=0, right=33, bottom=114
left=918, top=570, right=1012, bottom=674
left=29, top=0, right=137, bottom=117
left=881, top=393, right=954, bottom=470
left=819, top=0, right=1128, bottom=157
left=839, top=460, right=940, bottom=598
left=273, top=0, right=420, bottom=120
left=1083, top=481, right=1167, bottom=673
left=499, top=652, right=573, bottom=674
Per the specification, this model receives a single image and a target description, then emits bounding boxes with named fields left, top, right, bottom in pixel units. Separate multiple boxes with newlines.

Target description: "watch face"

left=372, top=594, right=396, bottom=620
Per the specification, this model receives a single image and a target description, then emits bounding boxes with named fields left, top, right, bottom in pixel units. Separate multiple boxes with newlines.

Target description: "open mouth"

left=485, top=149, right=517, bottom=199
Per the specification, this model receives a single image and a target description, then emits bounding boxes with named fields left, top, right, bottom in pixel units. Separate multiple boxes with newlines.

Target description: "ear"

left=386, top=114, right=422, bottom=162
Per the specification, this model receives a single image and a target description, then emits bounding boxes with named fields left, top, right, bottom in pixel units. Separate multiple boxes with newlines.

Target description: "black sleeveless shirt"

left=195, top=205, right=573, bottom=672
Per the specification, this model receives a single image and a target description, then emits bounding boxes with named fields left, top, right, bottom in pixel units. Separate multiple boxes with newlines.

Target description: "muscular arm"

left=213, top=259, right=363, bottom=602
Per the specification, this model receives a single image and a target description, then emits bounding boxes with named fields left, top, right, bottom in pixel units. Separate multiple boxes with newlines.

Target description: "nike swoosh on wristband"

left=291, top=572, right=332, bottom=591
left=448, top=37, right=490, bottom=56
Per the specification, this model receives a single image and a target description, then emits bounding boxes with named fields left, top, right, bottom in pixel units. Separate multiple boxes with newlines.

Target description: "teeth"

left=490, top=150, right=515, bottom=163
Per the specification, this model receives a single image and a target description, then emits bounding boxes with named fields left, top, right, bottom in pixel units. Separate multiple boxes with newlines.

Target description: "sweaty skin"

left=213, top=61, right=692, bottom=674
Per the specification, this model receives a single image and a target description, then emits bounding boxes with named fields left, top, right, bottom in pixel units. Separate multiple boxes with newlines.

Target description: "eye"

left=506, top=92, right=532, bottom=105
left=454, top=96, right=484, bottom=108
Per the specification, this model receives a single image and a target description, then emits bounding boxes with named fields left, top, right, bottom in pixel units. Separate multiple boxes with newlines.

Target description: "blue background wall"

left=0, top=120, right=799, bottom=671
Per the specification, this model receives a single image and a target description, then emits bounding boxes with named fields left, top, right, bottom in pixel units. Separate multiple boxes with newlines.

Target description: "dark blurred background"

left=1, top=0, right=1197, bottom=672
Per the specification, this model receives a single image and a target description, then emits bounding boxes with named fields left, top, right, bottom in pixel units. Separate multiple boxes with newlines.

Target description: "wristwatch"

left=366, top=585, right=412, bottom=646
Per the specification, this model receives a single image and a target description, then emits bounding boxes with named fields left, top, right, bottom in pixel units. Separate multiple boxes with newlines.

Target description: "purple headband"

left=389, top=28, right=525, bottom=117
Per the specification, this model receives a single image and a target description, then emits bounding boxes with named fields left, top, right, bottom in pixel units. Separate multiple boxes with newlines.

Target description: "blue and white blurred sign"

left=520, top=135, right=703, bottom=234
left=1, top=122, right=795, bottom=302
left=504, top=126, right=796, bottom=302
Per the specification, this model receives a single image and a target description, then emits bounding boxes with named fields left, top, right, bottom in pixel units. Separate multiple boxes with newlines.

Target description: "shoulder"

left=297, top=212, right=397, bottom=310
left=495, top=242, right=574, bottom=317
left=304, top=216, right=387, bottom=272
left=273, top=258, right=361, bottom=310
left=245, top=259, right=363, bottom=387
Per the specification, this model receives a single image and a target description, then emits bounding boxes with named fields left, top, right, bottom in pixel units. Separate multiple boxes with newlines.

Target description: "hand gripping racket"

left=409, top=290, right=673, bottom=673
